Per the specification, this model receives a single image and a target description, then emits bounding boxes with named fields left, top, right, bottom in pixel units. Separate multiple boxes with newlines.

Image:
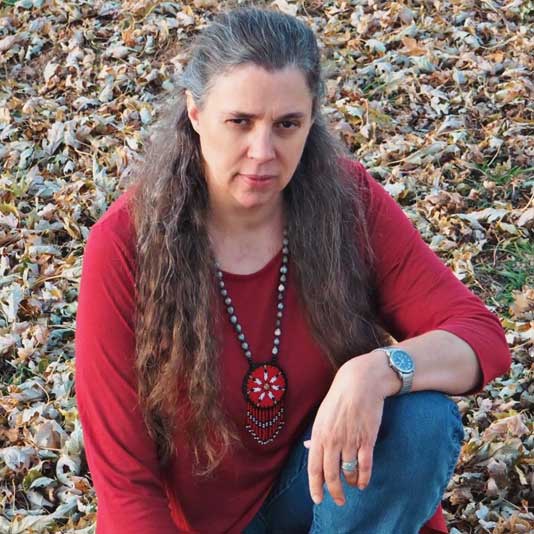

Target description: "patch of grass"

left=7, top=363, right=35, bottom=386
left=0, top=358, right=17, bottom=391
left=360, top=78, right=389, bottom=98
left=473, top=163, right=534, bottom=186
left=473, top=238, right=534, bottom=311
left=456, top=163, right=534, bottom=209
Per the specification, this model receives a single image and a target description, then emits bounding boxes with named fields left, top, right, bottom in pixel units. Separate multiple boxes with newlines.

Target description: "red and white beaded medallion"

left=242, top=362, right=287, bottom=444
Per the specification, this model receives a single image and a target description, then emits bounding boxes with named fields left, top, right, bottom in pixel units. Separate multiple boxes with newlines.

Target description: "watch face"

left=391, top=350, right=414, bottom=373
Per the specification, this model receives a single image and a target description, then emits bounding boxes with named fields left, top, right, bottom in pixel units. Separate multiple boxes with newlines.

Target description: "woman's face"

left=186, top=64, right=314, bottom=214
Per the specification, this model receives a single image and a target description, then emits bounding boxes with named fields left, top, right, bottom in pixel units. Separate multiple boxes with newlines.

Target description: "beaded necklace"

left=215, top=229, right=289, bottom=445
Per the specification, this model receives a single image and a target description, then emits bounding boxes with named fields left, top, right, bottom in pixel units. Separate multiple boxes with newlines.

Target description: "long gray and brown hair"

left=127, top=7, right=388, bottom=477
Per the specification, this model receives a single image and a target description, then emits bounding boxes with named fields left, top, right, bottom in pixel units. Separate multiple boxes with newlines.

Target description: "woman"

left=74, top=7, right=511, bottom=534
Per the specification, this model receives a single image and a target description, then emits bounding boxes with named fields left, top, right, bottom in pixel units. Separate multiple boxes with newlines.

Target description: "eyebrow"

left=225, top=111, right=306, bottom=121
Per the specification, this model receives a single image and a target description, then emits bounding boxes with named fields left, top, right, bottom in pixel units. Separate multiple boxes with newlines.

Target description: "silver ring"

left=341, top=459, right=358, bottom=472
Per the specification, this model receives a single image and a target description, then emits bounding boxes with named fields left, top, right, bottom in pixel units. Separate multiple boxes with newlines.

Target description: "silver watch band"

left=398, top=369, right=413, bottom=395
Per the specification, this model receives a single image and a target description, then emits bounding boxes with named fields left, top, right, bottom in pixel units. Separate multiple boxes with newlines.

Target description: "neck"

left=207, top=197, right=285, bottom=239
left=207, top=197, right=286, bottom=274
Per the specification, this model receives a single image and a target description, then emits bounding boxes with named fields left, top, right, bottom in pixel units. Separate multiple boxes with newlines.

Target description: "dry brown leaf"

left=509, top=288, right=534, bottom=321
left=482, top=415, right=529, bottom=441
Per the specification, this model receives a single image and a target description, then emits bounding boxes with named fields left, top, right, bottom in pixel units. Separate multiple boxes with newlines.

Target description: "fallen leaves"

left=0, top=0, right=533, bottom=532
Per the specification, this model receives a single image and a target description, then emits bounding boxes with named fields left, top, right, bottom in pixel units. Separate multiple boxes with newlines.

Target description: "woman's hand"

left=304, top=354, right=392, bottom=506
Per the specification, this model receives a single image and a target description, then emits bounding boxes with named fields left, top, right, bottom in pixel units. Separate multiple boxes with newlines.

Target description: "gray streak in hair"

left=180, top=8, right=324, bottom=113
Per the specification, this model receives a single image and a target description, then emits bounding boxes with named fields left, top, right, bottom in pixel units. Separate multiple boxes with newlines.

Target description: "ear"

left=186, top=91, right=200, bottom=133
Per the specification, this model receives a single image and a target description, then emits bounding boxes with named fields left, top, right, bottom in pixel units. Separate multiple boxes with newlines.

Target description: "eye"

left=227, top=118, right=250, bottom=126
left=277, top=120, right=299, bottom=130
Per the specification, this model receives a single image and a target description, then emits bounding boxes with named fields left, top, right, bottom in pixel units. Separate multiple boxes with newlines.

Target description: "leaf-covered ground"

left=0, top=0, right=532, bottom=532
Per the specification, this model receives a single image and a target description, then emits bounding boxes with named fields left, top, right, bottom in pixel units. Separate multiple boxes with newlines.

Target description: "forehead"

left=203, top=64, right=313, bottom=116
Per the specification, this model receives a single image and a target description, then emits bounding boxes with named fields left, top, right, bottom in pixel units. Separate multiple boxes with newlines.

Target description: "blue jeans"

left=243, top=391, right=464, bottom=534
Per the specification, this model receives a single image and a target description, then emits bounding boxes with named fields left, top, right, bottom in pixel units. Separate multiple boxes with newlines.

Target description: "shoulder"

left=339, top=156, right=382, bottom=191
left=89, top=186, right=137, bottom=249
left=338, top=156, right=391, bottom=221
left=83, top=186, right=139, bottom=275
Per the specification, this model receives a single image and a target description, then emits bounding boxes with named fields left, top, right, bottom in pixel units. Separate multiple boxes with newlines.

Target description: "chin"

left=234, top=194, right=273, bottom=210
left=236, top=199, right=265, bottom=210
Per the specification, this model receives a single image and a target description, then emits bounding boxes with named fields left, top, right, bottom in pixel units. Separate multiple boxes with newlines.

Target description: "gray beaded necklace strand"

left=215, top=229, right=289, bottom=445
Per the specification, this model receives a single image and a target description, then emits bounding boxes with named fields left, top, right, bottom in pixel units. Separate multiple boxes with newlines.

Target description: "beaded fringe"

left=245, top=404, right=285, bottom=445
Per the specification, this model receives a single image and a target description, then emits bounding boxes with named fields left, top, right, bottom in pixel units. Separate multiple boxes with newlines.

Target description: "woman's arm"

left=75, top=222, right=182, bottom=534
left=347, top=330, right=483, bottom=398
left=303, top=161, right=512, bottom=508
left=351, top=161, right=511, bottom=397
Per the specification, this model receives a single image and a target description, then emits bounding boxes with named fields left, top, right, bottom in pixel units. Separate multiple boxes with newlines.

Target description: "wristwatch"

left=374, top=347, right=415, bottom=395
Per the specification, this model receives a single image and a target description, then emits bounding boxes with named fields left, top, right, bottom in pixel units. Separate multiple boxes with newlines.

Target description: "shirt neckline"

left=220, top=248, right=283, bottom=281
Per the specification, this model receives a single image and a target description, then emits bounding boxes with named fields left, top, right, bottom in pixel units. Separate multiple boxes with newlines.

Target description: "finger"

left=323, top=446, right=345, bottom=506
left=356, top=444, right=374, bottom=490
left=341, top=446, right=359, bottom=486
left=307, top=439, right=325, bottom=504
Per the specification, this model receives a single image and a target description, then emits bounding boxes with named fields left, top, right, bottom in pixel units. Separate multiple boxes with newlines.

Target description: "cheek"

left=205, top=127, right=244, bottom=160
left=200, top=133, right=231, bottom=165
left=284, top=133, right=308, bottom=161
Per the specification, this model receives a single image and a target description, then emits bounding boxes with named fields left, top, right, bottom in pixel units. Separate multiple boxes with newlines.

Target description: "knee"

left=377, top=391, right=464, bottom=481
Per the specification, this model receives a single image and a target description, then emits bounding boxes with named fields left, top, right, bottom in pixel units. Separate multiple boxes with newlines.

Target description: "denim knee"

left=310, top=391, right=464, bottom=534
left=379, top=390, right=464, bottom=468
left=377, top=391, right=465, bottom=523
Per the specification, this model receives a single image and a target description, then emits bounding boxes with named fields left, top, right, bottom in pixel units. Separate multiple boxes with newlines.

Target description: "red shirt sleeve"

left=351, top=160, right=511, bottom=395
left=74, top=222, right=181, bottom=534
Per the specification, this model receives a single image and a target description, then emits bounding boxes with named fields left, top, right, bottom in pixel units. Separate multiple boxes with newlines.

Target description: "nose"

left=247, top=127, right=276, bottom=162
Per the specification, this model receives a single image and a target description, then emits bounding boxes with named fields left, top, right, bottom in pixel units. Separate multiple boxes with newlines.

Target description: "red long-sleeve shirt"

left=74, top=160, right=511, bottom=533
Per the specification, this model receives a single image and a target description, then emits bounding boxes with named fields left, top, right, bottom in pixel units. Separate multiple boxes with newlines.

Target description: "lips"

left=240, top=174, right=276, bottom=181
